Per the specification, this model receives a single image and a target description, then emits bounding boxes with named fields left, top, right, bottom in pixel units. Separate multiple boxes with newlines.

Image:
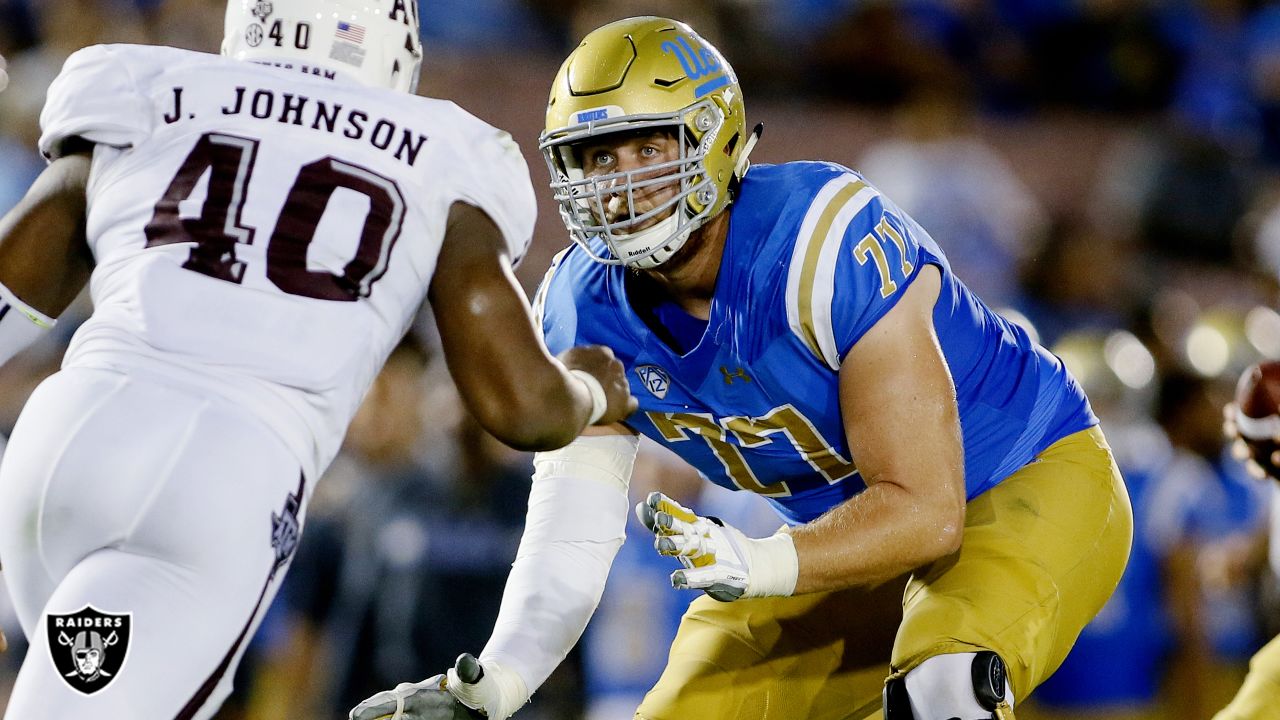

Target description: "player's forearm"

left=0, top=154, right=92, bottom=317
left=789, top=477, right=963, bottom=594
left=462, top=357, right=596, bottom=451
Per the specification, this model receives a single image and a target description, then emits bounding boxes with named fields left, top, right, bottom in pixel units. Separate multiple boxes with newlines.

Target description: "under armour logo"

left=720, top=366, right=750, bottom=385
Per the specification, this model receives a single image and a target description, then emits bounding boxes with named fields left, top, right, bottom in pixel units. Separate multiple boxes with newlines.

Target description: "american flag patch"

left=335, top=21, right=365, bottom=44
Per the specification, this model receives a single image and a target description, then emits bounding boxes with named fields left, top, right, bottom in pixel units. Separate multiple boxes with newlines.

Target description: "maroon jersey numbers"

left=144, top=132, right=405, bottom=301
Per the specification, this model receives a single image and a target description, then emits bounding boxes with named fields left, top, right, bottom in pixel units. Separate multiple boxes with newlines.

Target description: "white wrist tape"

left=0, top=281, right=55, bottom=367
left=569, top=369, right=608, bottom=425
left=447, top=658, right=528, bottom=720
left=743, top=531, right=799, bottom=597
left=480, top=433, right=639, bottom=702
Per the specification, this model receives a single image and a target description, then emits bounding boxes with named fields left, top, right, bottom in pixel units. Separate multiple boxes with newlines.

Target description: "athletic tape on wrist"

left=569, top=369, right=608, bottom=425
left=746, top=531, right=799, bottom=597
left=0, top=280, right=55, bottom=368
left=446, top=656, right=529, bottom=720
left=0, top=281, right=54, bottom=329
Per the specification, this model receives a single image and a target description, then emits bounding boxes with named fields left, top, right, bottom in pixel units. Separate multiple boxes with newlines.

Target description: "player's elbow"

left=917, top=496, right=965, bottom=562
left=931, top=512, right=964, bottom=558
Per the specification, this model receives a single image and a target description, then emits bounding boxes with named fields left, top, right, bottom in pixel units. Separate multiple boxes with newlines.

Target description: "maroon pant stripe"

left=174, top=471, right=305, bottom=720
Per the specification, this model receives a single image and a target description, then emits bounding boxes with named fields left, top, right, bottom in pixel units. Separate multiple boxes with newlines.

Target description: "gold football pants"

left=635, top=426, right=1133, bottom=720
left=1212, top=634, right=1280, bottom=720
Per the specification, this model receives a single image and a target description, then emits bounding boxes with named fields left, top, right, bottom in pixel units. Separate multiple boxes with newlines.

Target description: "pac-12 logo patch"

left=634, top=364, right=671, bottom=399
left=47, top=606, right=131, bottom=695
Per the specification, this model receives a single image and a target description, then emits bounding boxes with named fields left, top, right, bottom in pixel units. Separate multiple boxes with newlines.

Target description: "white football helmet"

left=222, top=0, right=423, bottom=93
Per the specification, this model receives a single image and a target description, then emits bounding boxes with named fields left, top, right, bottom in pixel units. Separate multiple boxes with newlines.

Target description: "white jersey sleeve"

left=441, top=111, right=537, bottom=265
left=39, top=45, right=155, bottom=161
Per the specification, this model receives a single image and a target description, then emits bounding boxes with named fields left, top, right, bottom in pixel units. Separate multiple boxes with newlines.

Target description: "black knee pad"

left=882, top=675, right=913, bottom=719
left=971, top=651, right=1007, bottom=712
left=881, top=652, right=1009, bottom=719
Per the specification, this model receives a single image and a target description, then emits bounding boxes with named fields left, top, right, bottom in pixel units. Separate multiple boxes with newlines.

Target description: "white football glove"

left=636, top=491, right=799, bottom=602
left=347, top=672, right=479, bottom=720
left=349, top=654, right=527, bottom=720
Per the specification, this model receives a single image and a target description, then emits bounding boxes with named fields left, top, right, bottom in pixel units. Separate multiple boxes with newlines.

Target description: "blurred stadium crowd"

left=3, top=0, right=1280, bottom=718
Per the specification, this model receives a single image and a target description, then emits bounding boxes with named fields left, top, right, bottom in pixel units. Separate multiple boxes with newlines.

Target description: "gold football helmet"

left=540, top=17, right=757, bottom=269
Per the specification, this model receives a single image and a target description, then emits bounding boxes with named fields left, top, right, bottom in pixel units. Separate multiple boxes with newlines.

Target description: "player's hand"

left=558, top=345, right=638, bottom=425
left=0, top=54, right=8, bottom=94
left=638, top=492, right=800, bottom=601
left=1224, top=402, right=1280, bottom=481
left=347, top=672, right=482, bottom=720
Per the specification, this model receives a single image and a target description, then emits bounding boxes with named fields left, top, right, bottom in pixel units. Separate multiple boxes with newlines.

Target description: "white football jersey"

left=38, top=44, right=536, bottom=479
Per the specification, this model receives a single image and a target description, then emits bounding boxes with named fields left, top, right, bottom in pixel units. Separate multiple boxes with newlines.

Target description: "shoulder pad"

left=441, top=106, right=537, bottom=266
left=784, top=173, right=921, bottom=369
left=39, top=45, right=154, bottom=161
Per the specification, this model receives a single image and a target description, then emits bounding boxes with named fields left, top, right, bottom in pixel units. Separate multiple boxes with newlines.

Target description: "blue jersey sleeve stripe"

left=785, top=175, right=878, bottom=369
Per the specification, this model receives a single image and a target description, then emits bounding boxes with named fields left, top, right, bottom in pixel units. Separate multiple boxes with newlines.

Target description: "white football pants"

left=0, top=367, right=308, bottom=719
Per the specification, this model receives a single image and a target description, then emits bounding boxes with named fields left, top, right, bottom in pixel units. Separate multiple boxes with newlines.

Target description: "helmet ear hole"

left=723, top=131, right=740, bottom=157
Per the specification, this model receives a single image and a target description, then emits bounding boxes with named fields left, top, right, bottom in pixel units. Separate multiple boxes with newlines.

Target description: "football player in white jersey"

left=0, top=1, right=635, bottom=717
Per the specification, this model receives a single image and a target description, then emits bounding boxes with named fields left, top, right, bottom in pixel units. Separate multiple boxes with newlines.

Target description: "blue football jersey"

left=537, top=162, right=1096, bottom=524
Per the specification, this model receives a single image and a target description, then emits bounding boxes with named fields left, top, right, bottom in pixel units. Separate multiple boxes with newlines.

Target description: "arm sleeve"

left=447, top=114, right=537, bottom=267
left=479, top=433, right=639, bottom=698
left=784, top=175, right=923, bottom=370
left=39, top=45, right=153, bottom=161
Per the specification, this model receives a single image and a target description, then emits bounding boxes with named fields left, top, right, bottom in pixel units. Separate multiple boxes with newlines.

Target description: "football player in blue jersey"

left=351, top=16, right=1133, bottom=720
